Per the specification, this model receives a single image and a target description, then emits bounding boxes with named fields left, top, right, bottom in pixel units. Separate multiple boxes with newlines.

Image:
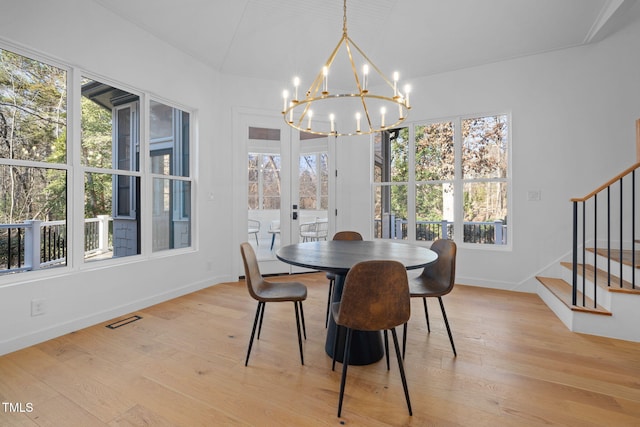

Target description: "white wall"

left=0, top=0, right=232, bottom=355
left=224, top=2, right=640, bottom=291
left=2, top=0, right=640, bottom=355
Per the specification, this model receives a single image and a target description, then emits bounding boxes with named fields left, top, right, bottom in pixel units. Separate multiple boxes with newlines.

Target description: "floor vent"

left=106, top=315, right=142, bottom=329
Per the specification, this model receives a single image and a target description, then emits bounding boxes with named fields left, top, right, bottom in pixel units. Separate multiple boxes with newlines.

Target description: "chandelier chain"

left=343, top=0, right=348, bottom=36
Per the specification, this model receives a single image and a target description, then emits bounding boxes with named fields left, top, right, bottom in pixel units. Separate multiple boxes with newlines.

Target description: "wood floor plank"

left=1, top=273, right=640, bottom=425
left=108, top=404, right=177, bottom=427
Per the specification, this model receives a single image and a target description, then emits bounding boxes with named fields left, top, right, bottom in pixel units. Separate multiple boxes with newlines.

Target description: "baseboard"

left=0, top=274, right=230, bottom=356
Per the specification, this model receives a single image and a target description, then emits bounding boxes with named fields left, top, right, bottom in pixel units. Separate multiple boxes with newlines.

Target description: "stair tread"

left=586, top=247, right=640, bottom=268
left=536, top=276, right=611, bottom=315
left=560, top=261, right=640, bottom=294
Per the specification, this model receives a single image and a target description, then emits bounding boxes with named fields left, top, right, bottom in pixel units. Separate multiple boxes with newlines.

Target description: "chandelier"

left=281, top=0, right=411, bottom=137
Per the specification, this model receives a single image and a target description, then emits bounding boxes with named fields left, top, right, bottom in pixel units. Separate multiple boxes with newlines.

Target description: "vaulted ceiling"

left=93, top=0, right=638, bottom=87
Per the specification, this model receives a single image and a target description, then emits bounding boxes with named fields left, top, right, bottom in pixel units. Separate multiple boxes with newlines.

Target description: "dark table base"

left=324, top=274, right=384, bottom=365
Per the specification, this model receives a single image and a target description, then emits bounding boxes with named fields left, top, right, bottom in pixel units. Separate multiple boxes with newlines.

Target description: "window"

left=415, top=121, right=455, bottom=241
left=0, top=46, right=194, bottom=276
left=0, top=48, right=68, bottom=272
left=299, top=152, right=328, bottom=210
left=247, top=125, right=282, bottom=211
left=374, top=128, right=409, bottom=240
left=374, top=113, right=510, bottom=246
left=460, top=115, right=508, bottom=244
left=248, top=153, right=281, bottom=210
left=82, top=78, right=141, bottom=259
left=149, top=100, right=191, bottom=252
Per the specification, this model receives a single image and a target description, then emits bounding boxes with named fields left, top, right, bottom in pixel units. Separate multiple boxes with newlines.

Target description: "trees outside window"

left=374, top=113, right=509, bottom=246
left=299, top=152, right=328, bottom=210
left=0, top=48, right=67, bottom=271
left=0, top=46, right=193, bottom=276
left=248, top=153, right=281, bottom=210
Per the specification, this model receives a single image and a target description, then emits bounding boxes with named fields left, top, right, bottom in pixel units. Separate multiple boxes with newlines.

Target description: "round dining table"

left=276, top=240, right=438, bottom=365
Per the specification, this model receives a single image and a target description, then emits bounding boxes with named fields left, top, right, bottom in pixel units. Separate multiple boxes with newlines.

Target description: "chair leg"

left=270, top=234, right=275, bottom=250
left=391, top=328, right=412, bottom=416
left=325, top=278, right=334, bottom=328
left=245, top=301, right=263, bottom=366
left=337, top=328, right=353, bottom=418
left=332, top=324, right=340, bottom=371
left=438, top=296, right=457, bottom=357
left=294, top=302, right=304, bottom=365
left=383, top=330, right=390, bottom=371
left=402, top=322, right=407, bottom=359
left=257, top=301, right=266, bottom=340
left=255, top=233, right=259, bottom=246
left=299, top=301, right=306, bottom=340
left=423, top=297, right=431, bottom=332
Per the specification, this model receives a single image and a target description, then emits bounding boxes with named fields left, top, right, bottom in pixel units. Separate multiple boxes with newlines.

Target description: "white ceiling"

left=92, top=0, right=638, bottom=87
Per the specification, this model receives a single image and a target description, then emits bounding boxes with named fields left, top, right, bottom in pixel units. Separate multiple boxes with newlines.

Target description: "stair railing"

left=571, top=162, right=640, bottom=307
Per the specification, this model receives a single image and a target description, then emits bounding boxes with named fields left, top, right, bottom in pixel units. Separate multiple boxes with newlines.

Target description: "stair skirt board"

left=536, top=276, right=640, bottom=342
left=537, top=281, right=575, bottom=330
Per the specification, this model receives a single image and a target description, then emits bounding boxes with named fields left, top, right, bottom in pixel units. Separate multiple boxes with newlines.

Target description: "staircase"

left=535, top=160, right=640, bottom=343
left=536, top=249, right=640, bottom=342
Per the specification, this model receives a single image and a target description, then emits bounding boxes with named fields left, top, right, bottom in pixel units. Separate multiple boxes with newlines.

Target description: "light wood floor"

left=1, top=272, right=640, bottom=426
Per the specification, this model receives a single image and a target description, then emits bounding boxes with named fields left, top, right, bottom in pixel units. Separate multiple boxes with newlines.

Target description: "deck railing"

left=571, top=162, right=639, bottom=307
left=0, top=216, right=112, bottom=275
left=374, top=215, right=507, bottom=244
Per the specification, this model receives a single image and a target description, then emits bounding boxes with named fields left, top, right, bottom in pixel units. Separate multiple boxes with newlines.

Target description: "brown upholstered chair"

left=240, top=242, right=307, bottom=365
left=325, top=231, right=363, bottom=327
left=331, top=260, right=412, bottom=417
left=403, top=238, right=457, bottom=358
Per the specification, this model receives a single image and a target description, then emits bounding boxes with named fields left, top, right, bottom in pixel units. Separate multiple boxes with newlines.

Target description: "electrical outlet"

left=31, top=299, right=46, bottom=316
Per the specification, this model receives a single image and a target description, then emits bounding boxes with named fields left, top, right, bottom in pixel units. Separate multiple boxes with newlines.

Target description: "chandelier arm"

left=361, top=96, right=373, bottom=133
left=345, top=38, right=373, bottom=131
left=297, top=35, right=347, bottom=129
left=307, top=35, right=347, bottom=100
left=343, top=38, right=364, bottom=99
left=294, top=102, right=312, bottom=129
left=347, top=36, right=395, bottom=91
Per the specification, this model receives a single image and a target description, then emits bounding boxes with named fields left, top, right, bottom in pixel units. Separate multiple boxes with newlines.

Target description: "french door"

left=240, top=110, right=332, bottom=274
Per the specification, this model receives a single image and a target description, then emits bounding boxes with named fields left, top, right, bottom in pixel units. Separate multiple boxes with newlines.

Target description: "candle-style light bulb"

left=403, top=84, right=411, bottom=109
left=362, top=64, right=369, bottom=93
left=282, top=90, right=289, bottom=113
left=380, top=107, right=386, bottom=128
left=307, top=110, right=313, bottom=130
left=330, top=113, right=335, bottom=133
left=322, top=66, right=329, bottom=94
left=356, top=112, right=361, bottom=133
left=293, top=77, right=300, bottom=102
left=393, top=71, right=399, bottom=97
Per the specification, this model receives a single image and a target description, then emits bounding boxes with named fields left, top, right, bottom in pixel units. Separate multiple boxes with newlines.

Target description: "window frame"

left=0, top=40, right=196, bottom=282
left=372, top=111, right=512, bottom=250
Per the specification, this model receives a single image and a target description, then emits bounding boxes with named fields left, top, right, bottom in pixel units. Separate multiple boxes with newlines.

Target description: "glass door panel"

left=296, top=137, right=329, bottom=243
left=244, top=120, right=332, bottom=274
left=247, top=126, right=283, bottom=273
